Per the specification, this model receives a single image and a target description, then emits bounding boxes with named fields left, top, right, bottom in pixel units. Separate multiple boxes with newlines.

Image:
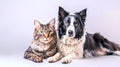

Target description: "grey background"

left=0, top=0, right=120, bottom=67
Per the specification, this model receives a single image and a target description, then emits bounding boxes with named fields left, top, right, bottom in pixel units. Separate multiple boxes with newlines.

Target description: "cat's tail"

left=93, top=33, right=120, bottom=55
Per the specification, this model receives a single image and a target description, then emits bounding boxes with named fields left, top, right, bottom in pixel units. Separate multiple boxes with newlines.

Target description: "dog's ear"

left=75, top=8, right=87, bottom=22
left=58, top=6, right=69, bottom=21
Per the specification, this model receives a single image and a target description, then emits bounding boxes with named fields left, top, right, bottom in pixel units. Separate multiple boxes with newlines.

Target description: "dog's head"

left=58, top=6, right=87, bottom=39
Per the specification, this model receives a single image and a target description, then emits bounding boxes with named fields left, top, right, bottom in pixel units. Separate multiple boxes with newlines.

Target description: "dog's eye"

left=74, top=22, right=78, bottom=27
left=65, top=22, right=69, bottom=26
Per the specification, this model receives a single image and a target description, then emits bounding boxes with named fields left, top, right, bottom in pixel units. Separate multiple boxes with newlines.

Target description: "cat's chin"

left=40, top=40, right=51, bottom=43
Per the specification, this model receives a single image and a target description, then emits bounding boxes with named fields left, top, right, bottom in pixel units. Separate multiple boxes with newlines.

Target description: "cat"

left=24, top=18, right=57, bottom=63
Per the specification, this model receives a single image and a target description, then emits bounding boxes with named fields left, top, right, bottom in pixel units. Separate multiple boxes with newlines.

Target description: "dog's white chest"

left=60, top=43, right=83, bottom=56
left=58, top=35, right=86, bottom=58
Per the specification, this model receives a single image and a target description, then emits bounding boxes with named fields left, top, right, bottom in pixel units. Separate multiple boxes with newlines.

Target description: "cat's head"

left=33, top=18, right=57, bottom=43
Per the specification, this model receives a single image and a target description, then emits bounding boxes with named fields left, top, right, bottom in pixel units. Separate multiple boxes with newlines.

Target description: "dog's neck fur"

left=61, top=31, right=86, bottom=46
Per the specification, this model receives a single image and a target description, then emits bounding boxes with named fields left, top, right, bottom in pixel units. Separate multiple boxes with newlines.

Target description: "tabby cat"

left=24, top=18, right=57, bottom=63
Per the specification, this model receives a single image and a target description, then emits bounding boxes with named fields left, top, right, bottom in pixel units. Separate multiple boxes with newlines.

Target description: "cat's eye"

left=49, top=29, right=53, bottom=35
left=49, top=30, right=52, bottom=33
left=49, top=30, right=52, bottom=32
left=39, top=30, right=43, bottom=34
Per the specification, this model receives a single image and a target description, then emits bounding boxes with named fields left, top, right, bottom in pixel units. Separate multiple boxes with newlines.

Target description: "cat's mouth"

left=40, top=38, right=51, bottom=43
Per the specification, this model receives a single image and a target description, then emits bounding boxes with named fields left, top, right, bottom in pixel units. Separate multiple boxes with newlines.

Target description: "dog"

left=48, top=6, right=120, bottom=64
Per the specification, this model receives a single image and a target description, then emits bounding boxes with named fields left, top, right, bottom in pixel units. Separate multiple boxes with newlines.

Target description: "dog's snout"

left=68, top=30, right=73, bottom=34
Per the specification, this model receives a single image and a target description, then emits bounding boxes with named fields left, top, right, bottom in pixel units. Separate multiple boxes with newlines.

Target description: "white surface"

left=0, top=54, right=120, bottom=67
left=0, top=0, right=120, bottom=67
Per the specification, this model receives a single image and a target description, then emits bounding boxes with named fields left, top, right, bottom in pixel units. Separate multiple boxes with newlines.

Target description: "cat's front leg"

left=24, top=47, right=43, bottom=63
left=48, top=52, right=63, bottom=63
left=25, top=52, right=43, bottom=63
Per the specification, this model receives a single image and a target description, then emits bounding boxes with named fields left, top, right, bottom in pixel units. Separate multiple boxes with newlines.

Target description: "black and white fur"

left=48, top=7, right=120, bottom=64
left=57, top=7, right=120, bottom=58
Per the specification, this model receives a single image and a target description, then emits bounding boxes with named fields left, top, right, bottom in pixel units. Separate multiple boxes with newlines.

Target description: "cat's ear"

left=34, top=19, right=41, bottom=27
left=48, top=18, right=55, bottom=28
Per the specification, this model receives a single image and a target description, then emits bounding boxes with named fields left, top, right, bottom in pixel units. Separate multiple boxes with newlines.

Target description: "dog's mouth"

left=69, top=34, right=74, bottom=37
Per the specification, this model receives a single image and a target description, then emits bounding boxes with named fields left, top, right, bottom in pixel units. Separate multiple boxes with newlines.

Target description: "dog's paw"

left=61, top=57, right=72, bottom=64
left=48, top=57, right=57, bottom=63
left=114, top=51, right=120, bottom=56
left=33, top=55, right=43, bottom=63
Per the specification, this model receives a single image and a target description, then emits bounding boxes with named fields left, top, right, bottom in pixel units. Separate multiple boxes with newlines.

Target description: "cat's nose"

left=44, top=34, right=49, bottom=38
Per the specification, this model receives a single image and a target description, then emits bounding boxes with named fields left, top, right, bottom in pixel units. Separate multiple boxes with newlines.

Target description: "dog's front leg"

left=61, top=53, right=78, bottom=64
left=48, top=52, right=63, bottom=63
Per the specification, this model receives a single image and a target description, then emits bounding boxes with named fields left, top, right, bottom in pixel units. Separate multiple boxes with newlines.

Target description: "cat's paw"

left=61, top=57, right=72, bottom=64
left=33, top=56, right=43, bottom=63
left=48, top=57, right=57, bottom=63
left=25, top=53, right=43, bottom=63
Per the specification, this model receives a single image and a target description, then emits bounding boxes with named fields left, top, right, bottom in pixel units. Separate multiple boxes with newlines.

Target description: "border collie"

left=48, top=7, right=120, bottom=64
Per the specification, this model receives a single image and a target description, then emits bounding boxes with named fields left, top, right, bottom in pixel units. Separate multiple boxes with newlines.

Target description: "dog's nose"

left=68, top=30, right=73, bottom=34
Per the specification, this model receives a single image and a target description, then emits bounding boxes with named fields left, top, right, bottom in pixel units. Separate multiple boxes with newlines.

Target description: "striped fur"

left=24, top=18, right=57, bottom=63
